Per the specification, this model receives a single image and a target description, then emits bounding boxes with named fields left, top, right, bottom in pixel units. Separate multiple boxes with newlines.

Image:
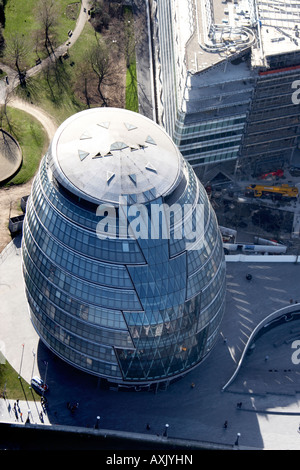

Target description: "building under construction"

left=150, top=0, right=300, bottom=179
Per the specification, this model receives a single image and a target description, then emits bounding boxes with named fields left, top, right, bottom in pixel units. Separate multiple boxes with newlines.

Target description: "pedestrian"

left=223, top=420, right=228, bottom=429
left=265, top=355, right=269, bottom=361
left=146, top=423, right=151, bottom=430
left=191, top=382, right=195, bottom=388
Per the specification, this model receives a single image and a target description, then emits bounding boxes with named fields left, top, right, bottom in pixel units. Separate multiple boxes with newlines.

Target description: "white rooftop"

left=49, top=108, right=182, bottom=206
left=257, top=0, right=300, bottom=58
left=179, top=0, right=300, bottom=74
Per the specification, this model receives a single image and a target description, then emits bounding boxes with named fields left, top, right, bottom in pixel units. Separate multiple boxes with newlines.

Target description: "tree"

left=0, top=93, right=14, bottom=136
left=36, top=0, right=59, bottom=57
left=90, top=0, right=110, bottom=32
left=89, top=37, right=116, bottom=107
left=4, top=33, right=29, bottom=87
left=76, top=62, right=92, bottom=108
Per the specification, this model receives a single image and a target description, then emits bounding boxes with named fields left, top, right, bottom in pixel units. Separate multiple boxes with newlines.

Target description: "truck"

left=245, top=183, right=298, bottom=200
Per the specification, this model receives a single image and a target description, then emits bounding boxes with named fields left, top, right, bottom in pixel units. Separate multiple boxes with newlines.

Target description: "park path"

left=0, top=0, right=91, bottom=252
left=0, top=0, right=90, bottom=104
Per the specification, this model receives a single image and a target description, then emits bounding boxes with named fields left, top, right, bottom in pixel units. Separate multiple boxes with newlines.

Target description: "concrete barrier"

left=226, top=254, right=299, bottom=263
left=0, top=421, right=240, bottom=450
left=222, top=303, right=300, bottom=391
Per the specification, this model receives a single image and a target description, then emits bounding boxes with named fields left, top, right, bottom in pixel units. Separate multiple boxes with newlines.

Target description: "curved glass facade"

left=22, top=108, right=226, bottom=385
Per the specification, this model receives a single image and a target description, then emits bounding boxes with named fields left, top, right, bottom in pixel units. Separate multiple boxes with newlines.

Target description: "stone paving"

left=2, top=238, right=300, bottom=449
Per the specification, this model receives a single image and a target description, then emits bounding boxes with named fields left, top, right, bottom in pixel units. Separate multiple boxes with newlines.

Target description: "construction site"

left=205, top=166, right=300, bottom=256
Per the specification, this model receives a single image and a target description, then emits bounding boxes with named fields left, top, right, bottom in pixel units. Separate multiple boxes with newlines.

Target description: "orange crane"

left=245, top=183, right=298, bottom=199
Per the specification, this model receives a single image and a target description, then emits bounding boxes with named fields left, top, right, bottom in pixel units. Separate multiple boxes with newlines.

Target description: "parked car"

left=31, top=376, right=49, bottom=394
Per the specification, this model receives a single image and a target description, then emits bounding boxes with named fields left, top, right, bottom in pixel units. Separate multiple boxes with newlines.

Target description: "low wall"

left=0, top=422, right=238, bottom=450
left=226, top=254, right=299, bottom=263
left=0, top=129, right=22, bottom=183
left=222, top=303, right=300, bottom=391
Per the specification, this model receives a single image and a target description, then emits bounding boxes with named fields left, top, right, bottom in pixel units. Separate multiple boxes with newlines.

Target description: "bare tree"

left=76, top=62, right=93, bottom=108
left=4, top=33, right=29, bottom=87
left=0, top=94, right=18, bottom=160
left=1, top=93, right=14, bottom=135
left=36, top=0, right=59, bottom=57
left=117, top=6, right=146, bottom=70
left=89, top=37, right=116, bottom=107
left=90, top=0, right=110, bottom=32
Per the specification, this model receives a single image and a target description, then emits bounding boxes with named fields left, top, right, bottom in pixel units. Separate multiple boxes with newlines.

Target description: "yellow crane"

left=245, top=183, right=298, bottom=199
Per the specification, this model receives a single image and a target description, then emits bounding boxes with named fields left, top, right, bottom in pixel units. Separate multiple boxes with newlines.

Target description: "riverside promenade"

left=2, top=236, right=300, bottom=449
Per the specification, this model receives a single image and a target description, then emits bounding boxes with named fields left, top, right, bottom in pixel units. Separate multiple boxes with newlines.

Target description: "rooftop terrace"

left=182, top=0, right=300, bottom=74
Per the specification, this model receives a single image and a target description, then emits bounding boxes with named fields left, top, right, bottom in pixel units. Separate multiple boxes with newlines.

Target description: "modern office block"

left=22, top=108, right=226, bottom=387
left=151, top=0, right=300, bottom=174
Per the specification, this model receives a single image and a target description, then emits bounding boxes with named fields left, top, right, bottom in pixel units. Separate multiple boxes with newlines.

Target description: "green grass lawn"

left=3, top=0, right=80, bottom=67
left=3, top=106, right=48, bottom=185
left=126, top=61, right=138, bottom=112
left=4, top=2, right=139, bottom=123
left=2, top=2, right=140, bottom=186
left=0, top=359, right=40, bottom=400
left=15, top=20, right=97, bottom=126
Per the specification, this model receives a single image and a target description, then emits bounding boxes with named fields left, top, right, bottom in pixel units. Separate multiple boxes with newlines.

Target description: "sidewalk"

left=3, top=242, right=300, bottom=448
left=0, top=0, right=90, bottom=104
left=0, top=397, right=50, bottom=426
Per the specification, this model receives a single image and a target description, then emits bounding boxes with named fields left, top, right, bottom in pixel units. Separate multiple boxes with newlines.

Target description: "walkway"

left=0, top=0, right=91, bottom=105
left=2, top=241, right=300, bottom=449
left=0, top=398, right=50, bottom=427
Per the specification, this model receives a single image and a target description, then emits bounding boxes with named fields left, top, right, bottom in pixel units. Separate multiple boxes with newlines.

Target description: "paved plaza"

left=1, top=237, right=300, bottom=449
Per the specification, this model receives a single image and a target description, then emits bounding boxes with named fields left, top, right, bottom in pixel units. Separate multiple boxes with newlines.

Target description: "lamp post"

left=235, top=432, right=241, bottom=446
left=31, top=349, right=35, bottom=381
left=163, top=424, right=169, bottom=437
left=42, top=361, right=48, bottom=399
left=95, top=416, right=100, bottom=429
left=18, top=343, right=25, bottom=378
left=25, top=410, right=31, bottom=424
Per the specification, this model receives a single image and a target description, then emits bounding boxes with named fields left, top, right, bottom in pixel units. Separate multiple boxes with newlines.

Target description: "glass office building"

left=22, top=108, right=226, bottom=387
left=151, top=0, right=300, bottom=174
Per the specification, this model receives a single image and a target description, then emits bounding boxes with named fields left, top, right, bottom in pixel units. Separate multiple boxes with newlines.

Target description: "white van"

left=31, top=376, right=49, bottom=394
